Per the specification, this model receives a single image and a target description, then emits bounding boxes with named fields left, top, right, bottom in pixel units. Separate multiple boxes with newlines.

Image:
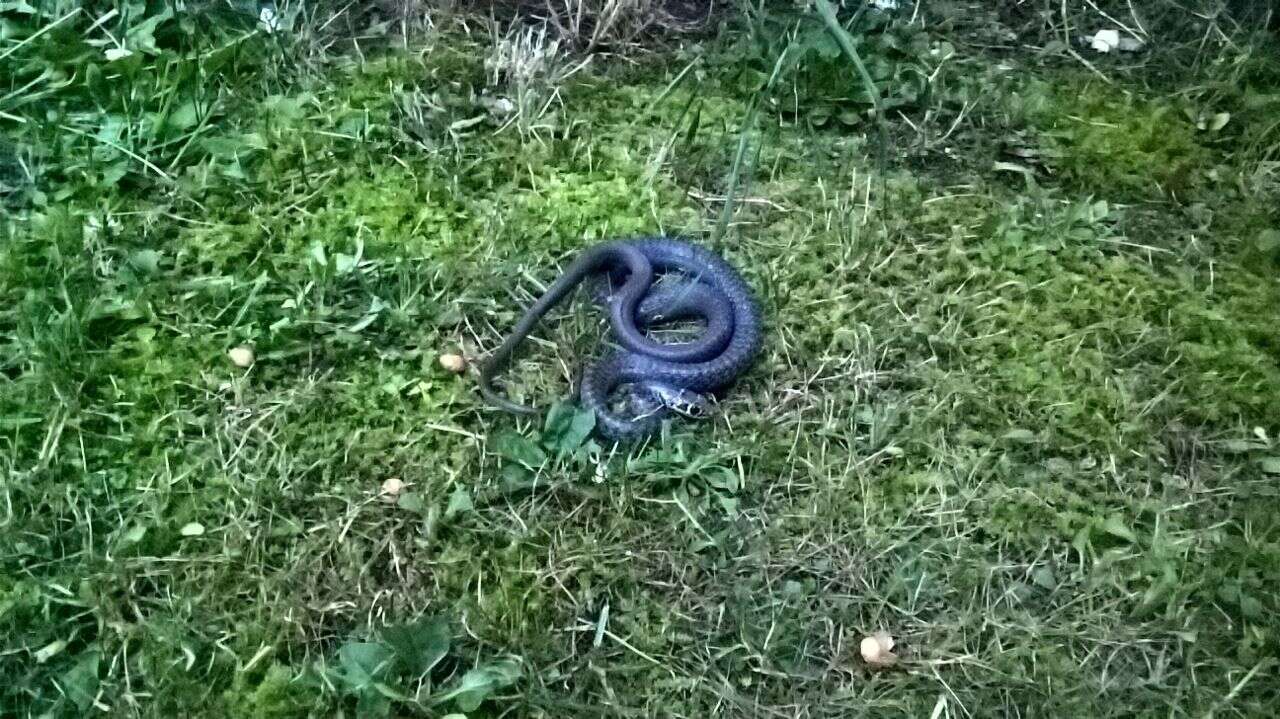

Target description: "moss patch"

left=1020, top=77, right=1208, bottom=199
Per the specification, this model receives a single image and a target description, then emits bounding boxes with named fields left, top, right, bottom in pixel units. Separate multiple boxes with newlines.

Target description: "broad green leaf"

left=445, top=486, right=473, bottom=518
left=492, top=430, right=547, bottom=468
left=337, top=114, right=367, bottom=137
left=262, top=93, right=312, bottom=123
left=60, top=651, right=100, bottom=710
left=337, top=642, right=392, bottom=689
left=201, top=136, right=249, bottom=159
left=543, top=401, right=573, bottom=439
left=396, top=492, right=425, bottom=513
left=381, top=616, right=450, bottom=676
left=717, top=494, right=739, bottom=516
left=1134, top=582, right=1170, bottom=619
left=308, top=242, right=328, bottom=269
left=543, top=402, right=596, bottom=454
left=1259, top=457, right=1280, bottom=475
left=125, top=8, right=174, bottom=55
left=1100, top=515, right=1136, bottom=543
left=1254, top=229, right=1280, bottom=256
left=500, top=463, right=534, bottom=493
left=335, top=253, right=359, bottom=275
left=167, top=100, right=201, bottom=132
left=121, top=524, right=147, bottom=546
left=1071, top=525, right=1093, bottom=557
left=241, top=131, right=269, bottom=150
left=129, top=249, right=161, bottom=274
left=837, top=109, right=862, bottom=126
left=435, top=658, right=522, bottom=712
left=355, top=687, right=392, bottom=718
left=1030, top=566, right=1056, bottom=590
left=1239, top=594, right=1264, bottom=619
left=1218, top=583, right=1241, bottom=604
left=704, top=467, right=739, bottom=493
left=100, top=160, right=129, bottom=187
left=805, top=31, right=842, bottom=59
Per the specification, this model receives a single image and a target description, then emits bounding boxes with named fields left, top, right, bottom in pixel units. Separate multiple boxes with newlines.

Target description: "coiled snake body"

left=479, top=236, right=762, bottom=440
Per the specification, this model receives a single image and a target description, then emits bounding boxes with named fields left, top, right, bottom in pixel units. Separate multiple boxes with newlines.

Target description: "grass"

left=3, top=2, right=1280, bottom=717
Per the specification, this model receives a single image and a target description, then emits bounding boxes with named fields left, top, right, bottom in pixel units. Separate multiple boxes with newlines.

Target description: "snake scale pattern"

left=478, top=236, right=762, bottom=440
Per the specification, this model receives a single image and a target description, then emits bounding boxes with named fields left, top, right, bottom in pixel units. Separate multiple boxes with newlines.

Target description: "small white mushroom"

left=860, top=632, right=899, bottom=668
left=381, top=478, right=406, bottom=501
left=439, top=353, right=467, bottom=374
left=228, top=346, right=255, bottom=368
left=1089, top=29, right=1120, bottom=53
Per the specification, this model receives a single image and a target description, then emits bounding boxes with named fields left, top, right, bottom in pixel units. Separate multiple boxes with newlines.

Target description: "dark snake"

left=478, top=236, right=762, bottom=440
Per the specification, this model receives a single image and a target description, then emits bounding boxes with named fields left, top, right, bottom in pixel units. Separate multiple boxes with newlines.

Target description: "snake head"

left=631, top=383, right=714, bottom=419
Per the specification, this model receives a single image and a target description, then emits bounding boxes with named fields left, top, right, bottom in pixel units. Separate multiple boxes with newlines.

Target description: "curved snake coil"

left=478, top=236, right=763, bottom=440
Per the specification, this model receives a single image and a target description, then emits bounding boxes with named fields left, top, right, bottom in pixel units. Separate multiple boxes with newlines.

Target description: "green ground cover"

left=3, top=2, right=1278, bottom=716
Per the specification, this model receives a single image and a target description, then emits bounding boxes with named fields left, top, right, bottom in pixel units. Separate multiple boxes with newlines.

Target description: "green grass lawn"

left=3, top=3, right=1279, bottom=717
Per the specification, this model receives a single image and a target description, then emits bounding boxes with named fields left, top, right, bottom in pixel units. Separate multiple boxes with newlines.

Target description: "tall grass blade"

left=712, top=29, right=798, bottom=244
left=810, top=0, right=889, bottom=174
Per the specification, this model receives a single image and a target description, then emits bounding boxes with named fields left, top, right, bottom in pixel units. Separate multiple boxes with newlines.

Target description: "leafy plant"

left=0, top=2, right=253, bottom=197
left=491, top=400, right=598, bottom=492
left=737, top=2, right=929, bottom=130
left=318, top=616, right=522, bottom=717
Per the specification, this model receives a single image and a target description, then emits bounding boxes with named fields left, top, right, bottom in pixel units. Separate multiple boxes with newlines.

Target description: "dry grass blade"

left=713, top=24, right=799, bottom=243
